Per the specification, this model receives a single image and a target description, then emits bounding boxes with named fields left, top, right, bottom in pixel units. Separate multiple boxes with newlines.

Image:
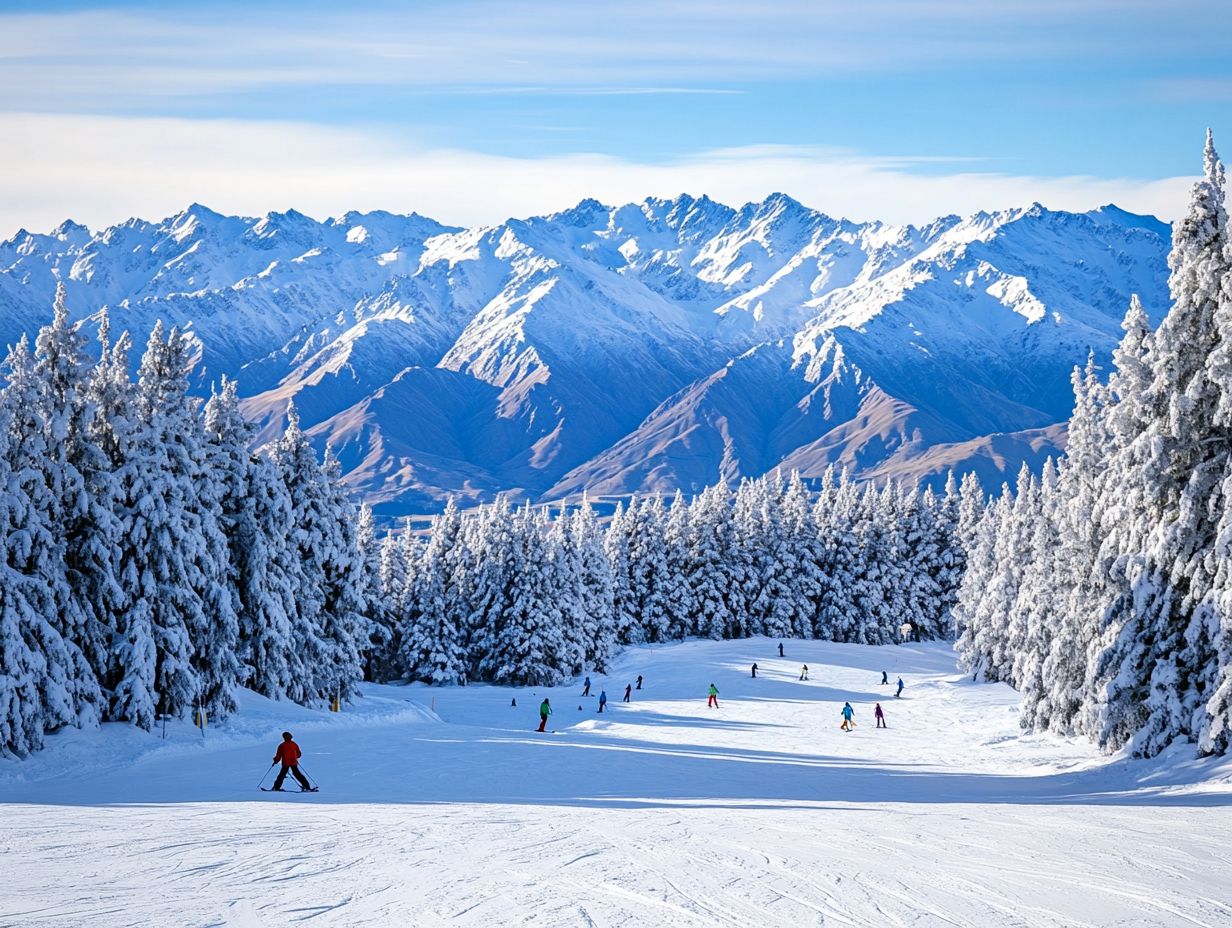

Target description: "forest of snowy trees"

left=0, top=288, right=975, bottom=756
left=368, top=471, right=977, bottom=693
left=0, top=288, right=369, bottom=756
left=955, top=132, right=1232, bottom=759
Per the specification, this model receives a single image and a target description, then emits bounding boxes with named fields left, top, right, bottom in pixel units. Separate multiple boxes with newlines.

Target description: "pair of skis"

left=260, top=786, right=319, bottom=793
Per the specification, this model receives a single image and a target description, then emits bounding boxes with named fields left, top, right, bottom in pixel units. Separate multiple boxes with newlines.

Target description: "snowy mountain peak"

left=0, top=195, right=1172, bottom=514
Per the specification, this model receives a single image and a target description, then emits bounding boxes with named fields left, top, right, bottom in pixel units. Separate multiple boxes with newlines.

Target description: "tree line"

left=955, top=132, right=1232, bottom=759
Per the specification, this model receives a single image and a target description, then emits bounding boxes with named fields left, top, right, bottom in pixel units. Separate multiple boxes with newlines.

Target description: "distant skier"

left=598, top=690, right=608, bottom=713
left=881, top=670, right=888, bottom=685
left=636, top=675, right=643, bottom=690
left=800, top=664, right=809, bottom=681
left=751, top=662, right=758, bottom=678
left=875, top=703, right=886, bottom=728
left=778, top=642, right=784, bottom=658
left=899, top=622, right=913, bottom=644
left=896, top=677, right=904, bottom=698
left=840, top=702, right=855, bottom=732
left=707, top=683, right=719, bottom=708
left=582, top=676, right=591, bottom=697
left=623, top=683, right=632, bottom=703
left=538, top=698, right=552, bottom=732
left=271, top=731, right=312, bottom=791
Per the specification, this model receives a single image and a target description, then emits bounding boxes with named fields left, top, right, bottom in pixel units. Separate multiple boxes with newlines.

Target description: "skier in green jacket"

left=707, top=683, right=719, bottom=708
left=537, top=698, right=552, bottom=732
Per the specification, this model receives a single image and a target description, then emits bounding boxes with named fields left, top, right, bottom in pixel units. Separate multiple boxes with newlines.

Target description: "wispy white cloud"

left=0, top=113, right=1191, bottom=236
left=0, top=1, right=1219, bottom=102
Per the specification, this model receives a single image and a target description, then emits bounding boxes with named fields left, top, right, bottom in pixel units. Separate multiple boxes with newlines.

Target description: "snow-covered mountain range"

left=0, top=195, right=1171, bottom=515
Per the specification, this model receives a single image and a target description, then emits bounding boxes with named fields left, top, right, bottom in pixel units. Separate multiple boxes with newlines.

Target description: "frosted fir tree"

left=1133, top=131, right=1230, bottom=756
left=548, top=505, right=588, bottom=675
left=474, top=505, right=568, bottom=686
left=1, top=335, right=101, bottom=724
left=685, top=484, right=737, bottom=640
left=660, top=490, right=697, bottom=641
left=815, top=471, right=862, bottom=641
left=0, top=398, right=85, bottom=756
left=355, top=503, right=394, bottom=679
left=933, top=472, right=972, bottom=637
left=626, top=496, right=671, bottom=643
left=465, top=498, right=516, bottom=680
left=894, top=484, right=943, bottom=641
left=110, top=322, right=240, bottom=726
left=736, top=475, right=796, bottom=640
left=955, top=489, right=1016, bottom=682
left=603, top=501, right=639, bottom=644
left=992, top=467, right=1041, bottom=685
left=1041, top=362, right=1113, bottom=734
left=1083, top=296, right=1162, bottom=748
left=371, top=519, right=412, bottom=679
left=570, top=498, right=617, bottom=671
left=1014, top=459, right=1063, bottom=729
left=33, top=285, right=120, bottom=717
left=242, top=450, right=300, bottom=699
left=781, top=470, right=825, bottom=639
left=400, top=498, right=470, bottom=685
left=203, top=379, right=297, bottom=700
left=271, top=406, right=365, bottom=705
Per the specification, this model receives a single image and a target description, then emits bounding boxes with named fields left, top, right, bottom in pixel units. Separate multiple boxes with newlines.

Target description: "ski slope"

left=3, top=639, right=1231, bottom=927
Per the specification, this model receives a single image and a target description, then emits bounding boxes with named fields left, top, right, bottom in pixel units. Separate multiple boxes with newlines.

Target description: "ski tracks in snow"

left=4, top=639, right=1232, bottom=927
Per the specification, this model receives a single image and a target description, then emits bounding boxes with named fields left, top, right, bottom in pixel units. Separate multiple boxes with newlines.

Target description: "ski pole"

left=297, top=765, right=318, bottom=789
left=257, top=762, right=276, bottom=789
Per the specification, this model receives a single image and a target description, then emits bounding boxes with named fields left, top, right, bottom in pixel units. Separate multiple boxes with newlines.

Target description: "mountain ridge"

left=0, top=195, right=1171, bottom=515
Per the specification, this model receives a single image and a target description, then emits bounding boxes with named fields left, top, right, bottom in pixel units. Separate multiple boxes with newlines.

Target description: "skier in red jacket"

left=272, top=732, right=313, bottom=791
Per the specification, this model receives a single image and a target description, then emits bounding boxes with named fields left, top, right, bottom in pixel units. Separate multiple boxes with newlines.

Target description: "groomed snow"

left=4, top=638, right=1231, bottom=927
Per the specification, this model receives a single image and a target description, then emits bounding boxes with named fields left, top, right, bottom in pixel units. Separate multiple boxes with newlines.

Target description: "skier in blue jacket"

left=840, top=702, right=855, bottom=731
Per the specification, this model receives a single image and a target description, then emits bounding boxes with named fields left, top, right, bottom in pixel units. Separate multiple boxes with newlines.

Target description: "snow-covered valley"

left=4, top=638, right=1230, bottom=928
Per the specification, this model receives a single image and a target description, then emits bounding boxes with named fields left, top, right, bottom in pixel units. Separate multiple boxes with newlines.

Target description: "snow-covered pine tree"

left=815, top=470, right=861, bottom=641
left=271, top=406, right=365, bottom=705
left=0, top=372, right=84, bottom=755
left=737, top=475, right=796, bottom=640
left=371, top=518, right=412, bottom=679
left=895, top=484, right=943, bottom=640
left=466, top=498, right=515, bottom=680
left=33, top=285, right=118, bottom=720
left=571, top=497, right=617, bottom=670
left=604, top=501, right=640, bottom=644
left=1040, top=359, right=1113, bottom=734
left=1130, top=131, right=1231, bottom=755
left=112, top=323, right=240, bottom=725
left=548, top=504, right=588, bottom=675
left=203, top=378, right=298, bottom=701
left=475, top=505, right=568, bottom=686
left=661, top=490, right=697, bottom=641
left=400, top=498, right=470, bottom=685
left=1014, top=459, right=1062, bottom=728
left=781, top=470, right=824, bottom=639
left=955, top=488, right=1015, bottom=682
left=355, top=503, right=394, bottom=680
left=685, top=484, right=737, bottom=640
left=1083, top=295, right=1163, bottom=749
left=2, top=333, right=101, bottom=725
left=627, top=496, right=671, bottom=643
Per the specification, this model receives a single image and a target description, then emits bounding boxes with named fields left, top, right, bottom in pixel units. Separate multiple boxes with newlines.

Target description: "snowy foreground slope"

left=3, top=639, right=1230, bottom=928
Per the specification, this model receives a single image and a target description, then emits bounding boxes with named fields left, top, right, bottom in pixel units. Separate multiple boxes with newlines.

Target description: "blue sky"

left=1, top=0, right=1229, bottom=232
